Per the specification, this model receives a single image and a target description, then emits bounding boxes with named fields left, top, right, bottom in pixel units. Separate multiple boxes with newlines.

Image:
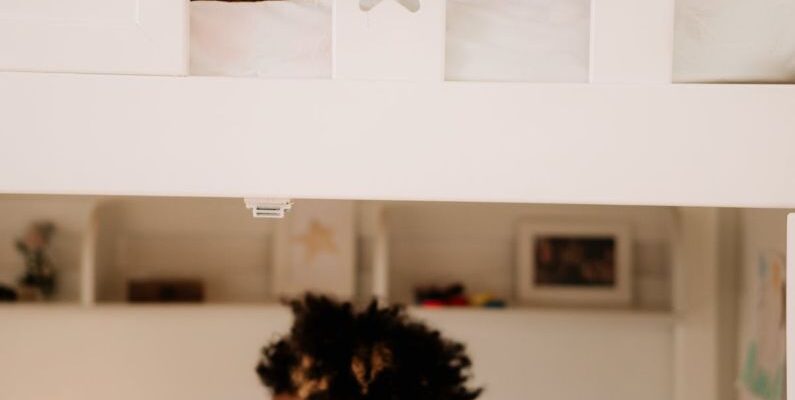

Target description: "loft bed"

left=0, top=3, right=793, bottom=400
left=0, top=0, right=793, bottom=207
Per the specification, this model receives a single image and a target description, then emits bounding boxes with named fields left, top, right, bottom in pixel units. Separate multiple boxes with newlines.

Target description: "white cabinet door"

left=0, top=0, right=187, bottom=75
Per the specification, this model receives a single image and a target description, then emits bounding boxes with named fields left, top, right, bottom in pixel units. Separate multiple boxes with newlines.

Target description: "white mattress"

left=190, top=0, right=795, bottom=83
left=445, top=0, right=590, bottom=82
left=674, top=0, right=795, bottom=82
left=190, top=0, right=332, bottom=78
left=190, top=0, right=591, bottom=81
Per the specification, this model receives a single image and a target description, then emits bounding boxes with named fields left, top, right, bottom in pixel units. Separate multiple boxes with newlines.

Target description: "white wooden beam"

left=333, top=0, right=445, bottom=81
left=0, top=0, right=188, bottom=75
left=1, top=72, right=795, bottom=207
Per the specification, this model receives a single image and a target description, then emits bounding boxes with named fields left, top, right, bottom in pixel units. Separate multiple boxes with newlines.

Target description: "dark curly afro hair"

left=256, top=294, right=482, bottom=400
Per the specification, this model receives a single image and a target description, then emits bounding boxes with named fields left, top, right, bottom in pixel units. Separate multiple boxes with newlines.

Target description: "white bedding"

left=190, top=0, right=332, bottom=78
left=190, top=0, right=591, bottom=81
left=674, top=0, right=795, bottom=82
left=445, top=0, right=590, bottom=82
left=190, top=0, right=795, bottom=83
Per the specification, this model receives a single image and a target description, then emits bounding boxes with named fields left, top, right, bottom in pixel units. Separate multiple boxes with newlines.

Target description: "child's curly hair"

left=256, top=294, right=482, bottom=400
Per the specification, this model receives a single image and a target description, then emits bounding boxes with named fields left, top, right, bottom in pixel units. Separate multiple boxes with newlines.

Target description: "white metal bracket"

left=333, top=0, right=445, bottom=81
left=244, top=198, right=293, bottom=219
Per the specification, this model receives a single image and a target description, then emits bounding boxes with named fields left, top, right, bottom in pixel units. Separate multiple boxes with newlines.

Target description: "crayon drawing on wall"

left=741, top=252, right=786, bottom=400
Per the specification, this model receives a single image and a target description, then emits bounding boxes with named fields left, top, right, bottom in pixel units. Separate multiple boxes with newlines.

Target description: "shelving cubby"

left=0, top=195, right=683, bottom=316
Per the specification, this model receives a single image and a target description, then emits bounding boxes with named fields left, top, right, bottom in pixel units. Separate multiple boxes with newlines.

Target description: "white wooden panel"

left=1, top=72, right=795, bottom=207
left=0, top=0, right=187, bottom=75
left=333, top=0, right=445, bottom=80
left=788, top=214, right=794, bottom=399
left=590, top=0, right=674, bottom=83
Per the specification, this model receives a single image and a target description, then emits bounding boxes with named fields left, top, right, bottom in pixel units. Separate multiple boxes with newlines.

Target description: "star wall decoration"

left=360, top=0, right=421, bottom=13
left=294, top=219, right=338, bottom=264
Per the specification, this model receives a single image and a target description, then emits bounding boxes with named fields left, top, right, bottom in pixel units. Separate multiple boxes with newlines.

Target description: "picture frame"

left=516, top=221, right=632, bottom=306
left=271, top=200, right=356, bottom=300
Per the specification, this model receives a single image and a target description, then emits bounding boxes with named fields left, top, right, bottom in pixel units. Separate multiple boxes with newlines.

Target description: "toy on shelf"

left=414, top=283, right=506, bottom=309
left=127, top=279, right=205, bottom=303
left=15, top=221, right=57, bottom=301
left=0, top=284, right=17, bottom=302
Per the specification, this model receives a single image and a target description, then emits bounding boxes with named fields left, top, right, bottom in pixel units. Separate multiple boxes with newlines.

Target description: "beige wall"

left=0, top=306, right=672, bottom=400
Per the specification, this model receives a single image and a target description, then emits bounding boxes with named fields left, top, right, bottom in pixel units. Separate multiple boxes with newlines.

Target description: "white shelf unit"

left=0, top=195, right=736, bottom=329
left=0, top=196, right=680, bottom=310
left=0, top=195, right=788, bottom=400
left=379, top=201, right=676, bottom=309
left=0, top=196, right=770, bottom=400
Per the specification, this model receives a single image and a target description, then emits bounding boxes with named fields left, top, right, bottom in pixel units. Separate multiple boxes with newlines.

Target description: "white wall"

left=0, top=306, right=672, bottom=400
left=386, top=202, right=674, bottom=309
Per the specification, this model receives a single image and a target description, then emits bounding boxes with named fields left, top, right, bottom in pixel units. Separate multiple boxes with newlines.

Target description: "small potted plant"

left=15, top=222, right=56, bottom=301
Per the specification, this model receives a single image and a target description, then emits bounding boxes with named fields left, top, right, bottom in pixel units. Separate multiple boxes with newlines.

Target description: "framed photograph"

left=516, top=222, right=632, bottom=306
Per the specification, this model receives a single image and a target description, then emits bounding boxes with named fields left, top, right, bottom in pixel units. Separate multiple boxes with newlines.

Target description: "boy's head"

left=257, top=294, right=482, bottom=400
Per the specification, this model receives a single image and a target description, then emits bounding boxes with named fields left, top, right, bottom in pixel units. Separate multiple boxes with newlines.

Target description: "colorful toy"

left=414, top=284, right=506, bottom=309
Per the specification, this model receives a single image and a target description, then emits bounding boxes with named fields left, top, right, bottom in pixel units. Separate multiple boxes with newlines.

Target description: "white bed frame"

left=0, top=1, right=792, bottom=399
left=1, top=0, right=790, bottom=207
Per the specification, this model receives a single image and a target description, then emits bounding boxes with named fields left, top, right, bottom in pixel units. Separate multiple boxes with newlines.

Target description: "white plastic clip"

left=244, top=198, right=293, bottom=219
